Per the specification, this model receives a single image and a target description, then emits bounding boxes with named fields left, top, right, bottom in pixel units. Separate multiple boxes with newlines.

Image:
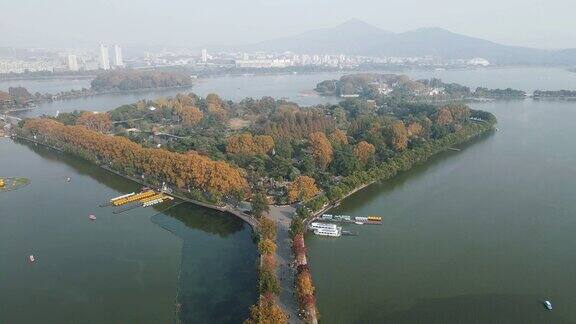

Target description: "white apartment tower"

left=99, top=44, right=110, bottom=70
left=113, top=44, right=123, bottom=67
left=67, top=54, right=79, bottom=71
left=201, top=49, right=208, bottom=63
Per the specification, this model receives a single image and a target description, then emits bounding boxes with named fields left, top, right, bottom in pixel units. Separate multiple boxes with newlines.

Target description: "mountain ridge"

left=245, top=19, right=574, bottom=65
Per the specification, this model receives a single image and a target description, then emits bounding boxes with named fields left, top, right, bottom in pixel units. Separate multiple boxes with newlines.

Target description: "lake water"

left=2, top=67, right=576, bottom=323
left=0, top=140, right=257, bottom=323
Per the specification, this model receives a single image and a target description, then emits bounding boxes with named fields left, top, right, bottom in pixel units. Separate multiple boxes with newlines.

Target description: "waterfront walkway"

left=268, top=205, right=301, bottom=323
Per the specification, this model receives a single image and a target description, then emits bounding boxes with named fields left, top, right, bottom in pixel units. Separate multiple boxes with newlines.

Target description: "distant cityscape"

left=0, top=45, right=491, bottom=75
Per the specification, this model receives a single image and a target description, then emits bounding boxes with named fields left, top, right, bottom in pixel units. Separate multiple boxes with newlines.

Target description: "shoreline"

left=308, top=127, right=494, bottom=222
left=12, top=135, right=259, bottom=231
left=296, top=120, right=496, bottom=322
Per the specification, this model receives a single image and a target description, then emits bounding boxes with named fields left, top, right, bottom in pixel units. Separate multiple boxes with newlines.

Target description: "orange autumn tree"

left=406, top=122, right=423, bottom=137
left=444, top=103, right=470, bottom=123
left=227, top=133, right=275, bottom=156
left=206, top=93, right=227, bottom=121
left=76, top=111, right=112, bottom=133
left=354, top=141, right=375, bottom=164
left=245, top=293, right=288, bottom=324
left=254, top=135, right=275, bottom=154
left=329, top=129, right=348, bottom=146
left=390, top=121, right=408, bottom=151
left=436, top=107, right=454, bottom=126
left=23, top=118, right=248, bottom=197
left=288, top=175, right=319, bottom=203
left=308, top=131, right=333, bottom=169
left=296, top=270, right=315, bottom=297
left=175, top=105, right=203, bottom=126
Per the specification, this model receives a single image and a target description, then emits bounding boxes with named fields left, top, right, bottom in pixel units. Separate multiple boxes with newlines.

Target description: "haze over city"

left=1, top=0, right=576, bottom=49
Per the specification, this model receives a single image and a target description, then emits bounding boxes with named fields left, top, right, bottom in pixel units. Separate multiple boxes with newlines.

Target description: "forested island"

left=15, top=74, right=496, bottom=323
left=90, top=70, right=192, bottom=91
left=316, top=73, right=526, bottom=101
left=0, top=70, right=193, bottom=112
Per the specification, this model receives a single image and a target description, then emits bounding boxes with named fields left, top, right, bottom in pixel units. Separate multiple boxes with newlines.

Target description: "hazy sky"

left=1, top=0, right=575, bottom=49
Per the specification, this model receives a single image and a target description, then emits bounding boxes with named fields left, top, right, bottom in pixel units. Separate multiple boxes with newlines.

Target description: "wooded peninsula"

left=15, top=73, right=496, bottom=323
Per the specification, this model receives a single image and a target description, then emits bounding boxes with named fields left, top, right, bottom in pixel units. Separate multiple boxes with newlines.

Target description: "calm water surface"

left=307, top=99, right=576, bottom=323
left=0, top=140, right=257, bottom=323
left=3, top=67, right=576, bottom=323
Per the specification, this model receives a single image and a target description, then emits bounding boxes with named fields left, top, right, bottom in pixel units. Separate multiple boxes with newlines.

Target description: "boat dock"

left=103, top=189, right=175, bottom=214
left=319, top=214, right=382, bottom=225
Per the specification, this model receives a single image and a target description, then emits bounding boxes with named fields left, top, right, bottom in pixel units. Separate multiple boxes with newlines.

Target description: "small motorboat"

left=89, top=214, right=97, bottom=221
left=29, top=255, right=35, bottom=262
left=543, top=300, right=553, bottom=310
left=354, top=221, right=363, bottom=225
left=65, top=177, right=71, bottom=182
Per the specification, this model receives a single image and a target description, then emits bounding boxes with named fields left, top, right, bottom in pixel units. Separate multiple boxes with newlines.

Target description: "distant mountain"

left=248, top=19, right=575, bottom=66
left=252, top=19, right=392, bottom=55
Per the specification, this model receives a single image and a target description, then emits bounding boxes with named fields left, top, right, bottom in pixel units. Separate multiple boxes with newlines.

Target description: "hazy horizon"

left=1, top=0, right=575, bottom=50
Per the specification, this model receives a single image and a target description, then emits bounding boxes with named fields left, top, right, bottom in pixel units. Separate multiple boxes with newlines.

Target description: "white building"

left=468, top=57, right=490, bottom=67
left=67, top=54, right=79, bottom=71
left=113, top=44, right=123, bottom=67
left=235, top=58, right=293, bottom=68
left=201, top=49, right=208, bottom=63
left=99, top=44, right=110, bottom=70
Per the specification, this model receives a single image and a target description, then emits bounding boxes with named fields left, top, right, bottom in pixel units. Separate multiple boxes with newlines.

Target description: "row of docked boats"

left=320, top=214, right=382, bottom=224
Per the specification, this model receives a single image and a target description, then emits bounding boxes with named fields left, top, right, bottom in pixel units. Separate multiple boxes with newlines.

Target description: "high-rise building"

left=99, top=44, right=110, bottom=70
left=113, top=44, right=123, bottom=67
left=67, top=54, right=79, bottom=71
left=201, top=49, right=208, bottom=63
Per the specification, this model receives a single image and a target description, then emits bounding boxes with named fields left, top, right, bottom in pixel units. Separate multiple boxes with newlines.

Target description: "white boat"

left=309, top=222, right=338, bottom=231
left=543, top=300, right=552, bottom=310
left=314, top=227, right=341, bottom=237
left=354, top=222, right=363, bottom=225
left=89, top=215, right=97, bottom=221
left=29, top=255, right=35, bottom=262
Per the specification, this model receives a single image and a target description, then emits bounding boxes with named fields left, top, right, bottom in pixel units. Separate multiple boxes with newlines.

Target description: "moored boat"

left=313, top=227, right=341, bottom=237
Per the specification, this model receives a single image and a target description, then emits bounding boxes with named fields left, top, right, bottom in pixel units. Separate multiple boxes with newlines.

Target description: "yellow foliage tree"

left=296, top=271, right=315, bottom=297
left=329, top=129, right=348, bottom=146
left=23, top=118, right=248, bottom=197
left=391, top=121, right=408, bottom=151
left=206, top=93, right=227, bottom=121
left=309, top=132, right=333, bottom=169
left=176, top=105, right=203, bottom=126
left=406, top=122, right=423, bottom=137
left=354, top=141, right=375, bottom=164
left=76, top=112, right=112, bottom=133
left=436, top=108, right=453, bottom=126
left=245, top=294, right=288, bottom=324
left=288, top=176, right=319, bottom=203
left=227, top=133, right=275, bottom=156
left=258, top=238, right=277, bottom=255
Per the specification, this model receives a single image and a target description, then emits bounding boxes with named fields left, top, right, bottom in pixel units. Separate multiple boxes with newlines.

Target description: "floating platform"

left=106, top=190, right=175, bottom=214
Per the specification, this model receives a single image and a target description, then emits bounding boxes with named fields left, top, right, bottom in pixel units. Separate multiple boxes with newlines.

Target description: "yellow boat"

left=112, top=190, right=155, bottom=206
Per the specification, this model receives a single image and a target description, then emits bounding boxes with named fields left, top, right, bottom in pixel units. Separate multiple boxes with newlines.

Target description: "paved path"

left=268, top=205, right=301, bottom=323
